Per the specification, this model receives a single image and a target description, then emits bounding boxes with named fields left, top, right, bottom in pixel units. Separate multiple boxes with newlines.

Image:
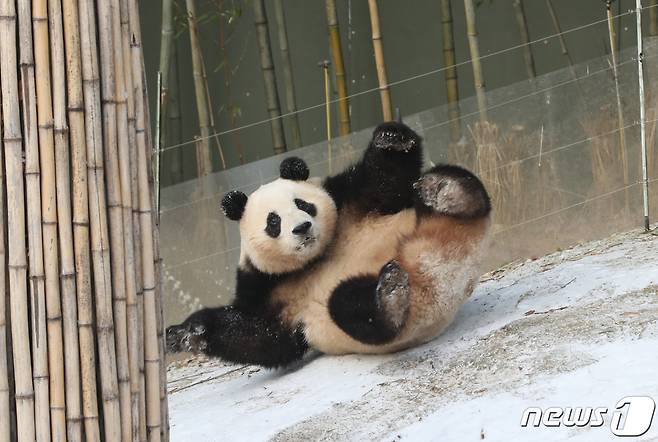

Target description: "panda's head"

left=221, top=157, right=337, bottom=275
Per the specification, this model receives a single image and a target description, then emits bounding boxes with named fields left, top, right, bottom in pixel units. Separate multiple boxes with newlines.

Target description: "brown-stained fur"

left=273, top=203, right=490, bottom=355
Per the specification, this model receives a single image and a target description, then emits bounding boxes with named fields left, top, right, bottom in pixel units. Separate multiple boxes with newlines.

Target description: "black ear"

left=280, top=157, right=309, bottom=181
left=221, top=190, right=248, bottom=221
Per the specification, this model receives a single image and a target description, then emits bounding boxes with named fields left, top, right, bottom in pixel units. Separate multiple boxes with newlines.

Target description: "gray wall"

left=141, top=0, right=643, bottom=186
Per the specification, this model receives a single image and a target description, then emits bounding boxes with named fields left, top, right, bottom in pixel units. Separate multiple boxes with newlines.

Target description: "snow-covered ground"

left=167, top=228, right=658, bottom=441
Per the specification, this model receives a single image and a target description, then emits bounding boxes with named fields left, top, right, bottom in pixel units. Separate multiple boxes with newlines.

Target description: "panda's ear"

left=280, top=157, right=309, bottom=181
left=221, top=190, right=248, bottom=221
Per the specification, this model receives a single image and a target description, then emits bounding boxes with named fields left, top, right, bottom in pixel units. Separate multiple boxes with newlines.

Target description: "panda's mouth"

left=296, top=235, right=317, bottom=250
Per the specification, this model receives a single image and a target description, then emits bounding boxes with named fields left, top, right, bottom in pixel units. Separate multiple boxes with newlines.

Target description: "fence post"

left=636, top=0, right=651, bottom=231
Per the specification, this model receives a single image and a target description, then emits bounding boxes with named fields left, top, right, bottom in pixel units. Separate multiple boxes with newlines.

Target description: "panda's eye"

left=294, top=198, right=317, bottom=217
left=265, top=212, right=281, bottom=238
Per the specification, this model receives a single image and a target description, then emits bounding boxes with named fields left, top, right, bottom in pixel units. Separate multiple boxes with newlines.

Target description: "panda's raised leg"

left=166, top=306, right=308, bottom=368
left=328, top=260, right=411, bottom=345
left=329, top=164, right=491, bottom=346
left=324, top=121, right=423, bottom=214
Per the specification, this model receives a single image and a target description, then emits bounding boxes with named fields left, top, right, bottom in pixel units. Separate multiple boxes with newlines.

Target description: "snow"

left=167, top=228, right=658, bottom=441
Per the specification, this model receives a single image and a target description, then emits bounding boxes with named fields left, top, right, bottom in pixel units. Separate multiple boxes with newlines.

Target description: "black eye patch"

left=294, top=198, right=317, bottom=217
left=265, top=212, right=281, bottom=238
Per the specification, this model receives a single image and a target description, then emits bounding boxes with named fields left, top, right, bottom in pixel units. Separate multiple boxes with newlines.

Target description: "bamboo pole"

left=367, top=0, right=393, bottom=121
left=273, top=0, right=302, bottom=147
left=116, top=0, right=142, bottom=438
left=129, top=0, right=163, bottom=438
left=32, top=0, right=68, bottom=437
left=47, top=0, right=83, bottom=439
left=606, top=0, right=630, bottom=208
left=0, top=2, right=36, bottom=439
left=512, top=0, right=536, bottom=79
left=463, top=0, right=488, bottom=122
left=159, top=0, right=175, bottom=155
left=546, top=0, right=578, bottom=81
left=217, top=0, right=245, bottom=164
left=96, top=1, right=134, bottom=439
left=61, top=0, right=102, bottom=438
left=168, top=43, right=184, bottom=179
left=440, top=0, right=462, bottom=142
left=78, top=0, right=123, bottom=439
left=0, top=76, right=11, bottom=442
left=325, top=0, right=351, bottom=136
left=650, top=0, right=657, bottom=36
left=185, top=0, right=213, bottom=176
left=16, top=0, right=53, bottom=439
left=253, top=0, right=287, bottom=154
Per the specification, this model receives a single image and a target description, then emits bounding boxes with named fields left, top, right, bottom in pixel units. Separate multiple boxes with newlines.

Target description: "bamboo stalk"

left=273, top=0, right=302, bottom=147
left=0, top=2, right=36, bottom=439
left=47, top=0, right=83, bottom=439
left=129, top=0, right=163, bottom=438
left=168, top=43, right=184, bottom=179
left=650, top=0, right=657, bottom=36
left=61, top=0, right=102, bottom=438
left=32, top=0, right=68, bottom=437
left=606, top=0, right=629, bottom=209
left=78, top=0, right=123, bottom=439
left=97, top=1, right=134, bottom=439
left=253, top=0, right=287, bottom=154
left=0, top=75, right=11, bottom=442
left=129, top=7, right=150, bottom=438
left=440, top=0, right=462, bottom=142
left=546, top=0, right=578, bottom=81
left=16, top=0, right=53, bottom=439
left=186, top=0, right=213, bottom=176
left=116, top=0, right=143, bottom=438
left=199, top=44, right=227, bottom=170
left=217, top=0, right=245, bottom=164
left=463, top=0, right=488, bottom=122
left=325, top=0, right=351, bottom=136
left=512, top=0, right=536, bottom=79
left=367, top=0, right=393, bottom=121
left=159, top=0, right=175, bottom=155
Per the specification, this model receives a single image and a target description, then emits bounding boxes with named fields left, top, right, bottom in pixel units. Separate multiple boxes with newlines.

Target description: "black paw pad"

left=376, top=260, right=410, bottom=330
left=372, top=122, right=420, bottom=152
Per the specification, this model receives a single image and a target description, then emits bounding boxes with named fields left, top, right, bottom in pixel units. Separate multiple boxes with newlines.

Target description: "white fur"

left=239, top=179, right=337, bottom=274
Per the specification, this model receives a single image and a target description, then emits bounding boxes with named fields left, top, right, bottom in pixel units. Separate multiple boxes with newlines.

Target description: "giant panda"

left=166, top=122, right=491, bottom=368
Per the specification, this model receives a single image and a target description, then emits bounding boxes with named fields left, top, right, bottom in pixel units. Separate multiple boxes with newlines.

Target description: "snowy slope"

left=167, top=228, right=658, bottom=441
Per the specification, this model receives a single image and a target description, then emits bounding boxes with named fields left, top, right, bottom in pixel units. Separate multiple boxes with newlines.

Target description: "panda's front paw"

left=166, top=321, right=208, bottom=354
left=371, top=122, right=420, bottom=153
left=376, top=260, right=410, bottom=330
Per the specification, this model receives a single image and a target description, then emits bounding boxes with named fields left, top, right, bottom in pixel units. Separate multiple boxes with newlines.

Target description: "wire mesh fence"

left=159, top=26, right=658, bottom=327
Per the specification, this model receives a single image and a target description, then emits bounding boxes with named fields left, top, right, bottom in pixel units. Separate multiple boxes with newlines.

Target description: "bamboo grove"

left=0, top=0, right=168, bottom=440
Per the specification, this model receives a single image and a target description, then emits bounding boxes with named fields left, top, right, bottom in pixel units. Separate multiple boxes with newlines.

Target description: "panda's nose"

left=292, top=221, right=312, bottom=235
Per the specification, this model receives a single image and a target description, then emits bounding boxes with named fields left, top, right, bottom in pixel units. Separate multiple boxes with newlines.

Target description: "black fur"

left=231, top=261, right=283, bottom=313
left=166, top=307, right=308, bottom=369
left=221, top=190, right=248, bottom=221
left=328, top=275, right=401, bottom=345
left=294, top=198, right=317, bottom=217
left=323, top=122, right=423, bottom=214
left=265, top=212, right=282, bottom=238
left=280, top=156, right=310, bottom=181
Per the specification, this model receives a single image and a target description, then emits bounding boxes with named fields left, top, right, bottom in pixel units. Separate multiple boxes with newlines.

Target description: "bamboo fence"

left=0, top=0, right=168, bottom=440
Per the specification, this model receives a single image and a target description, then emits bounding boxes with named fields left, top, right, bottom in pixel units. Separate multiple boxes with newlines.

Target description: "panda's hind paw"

left=166, top=321, right=208, bottom=354
left=376, top=260, right=410, bottom=330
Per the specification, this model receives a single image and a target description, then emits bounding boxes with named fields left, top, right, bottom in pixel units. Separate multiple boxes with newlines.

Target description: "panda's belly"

left=272, top=208, right=417, bottom=352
